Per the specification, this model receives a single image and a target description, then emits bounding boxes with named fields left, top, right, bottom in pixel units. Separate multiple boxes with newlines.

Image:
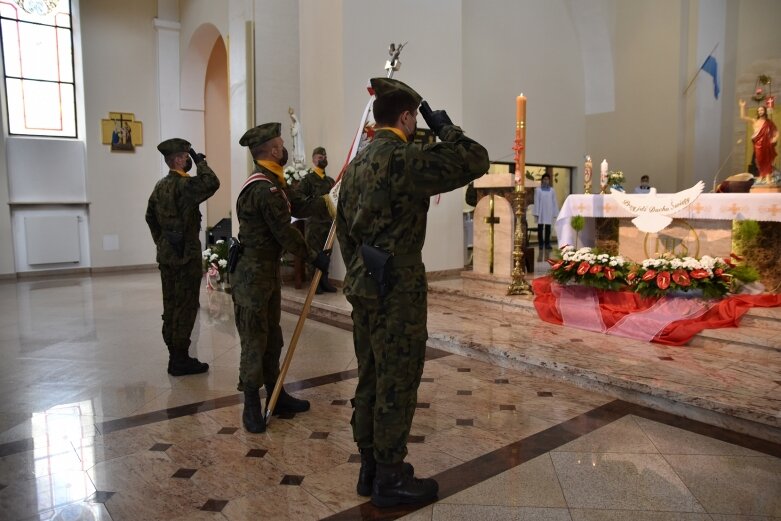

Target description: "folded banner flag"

left=701, top=55, right=720, bottom=99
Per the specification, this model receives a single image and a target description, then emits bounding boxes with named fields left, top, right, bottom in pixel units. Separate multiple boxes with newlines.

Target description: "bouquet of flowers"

left=284, top=163, right=308, bottom=186
left=202, top=240, right=229, bottom=289
left=607, top=170, right=625, bottom=189
left=548, top=246, right=631, bottom=291
left=627, top=253, right=757, bottom=299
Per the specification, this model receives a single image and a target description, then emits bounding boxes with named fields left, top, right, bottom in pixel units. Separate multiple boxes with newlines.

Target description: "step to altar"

left=280, top=277, right=781, bottom=443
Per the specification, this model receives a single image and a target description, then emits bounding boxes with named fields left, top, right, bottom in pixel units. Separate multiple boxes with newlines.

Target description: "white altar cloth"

left=555, top=193, right=781, bottom=248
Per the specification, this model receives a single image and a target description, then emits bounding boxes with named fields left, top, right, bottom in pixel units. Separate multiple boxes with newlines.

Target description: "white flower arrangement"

left=284, top=161, right=309, bottom=186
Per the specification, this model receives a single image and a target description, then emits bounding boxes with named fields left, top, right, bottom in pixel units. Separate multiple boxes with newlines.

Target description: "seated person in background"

left=634, top=175, right=652, bottom=194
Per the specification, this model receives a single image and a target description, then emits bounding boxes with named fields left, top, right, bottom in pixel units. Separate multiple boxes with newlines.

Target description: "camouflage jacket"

left=145, top=161, right=220, bottom=265
left=235, top=163, right=327, bottom=261
left=336, top=125, right=489, bottom=297
left=297, top=169, right=335, bottom=223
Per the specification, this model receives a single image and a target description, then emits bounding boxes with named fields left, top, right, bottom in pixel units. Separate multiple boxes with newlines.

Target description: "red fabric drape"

left=532, top=276, right=781, bottom=346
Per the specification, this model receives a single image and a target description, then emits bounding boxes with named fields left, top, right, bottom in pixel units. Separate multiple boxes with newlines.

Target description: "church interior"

left=0, top=1, right=780, bottom=520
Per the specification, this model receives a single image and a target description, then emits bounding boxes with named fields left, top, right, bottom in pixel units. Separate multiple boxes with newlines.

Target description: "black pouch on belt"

left=360, top=244, right=392, bottom=298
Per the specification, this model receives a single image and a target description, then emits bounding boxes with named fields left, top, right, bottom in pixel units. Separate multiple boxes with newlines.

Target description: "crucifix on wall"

left=101, top=112, right=143, bottom=152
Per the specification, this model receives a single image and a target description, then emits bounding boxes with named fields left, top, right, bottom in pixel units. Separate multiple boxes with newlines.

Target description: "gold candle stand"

left=507, top=122, right=533, bottom=296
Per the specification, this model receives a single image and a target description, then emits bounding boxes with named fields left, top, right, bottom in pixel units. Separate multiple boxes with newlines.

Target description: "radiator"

left=24, top=216, right=81, bottom=264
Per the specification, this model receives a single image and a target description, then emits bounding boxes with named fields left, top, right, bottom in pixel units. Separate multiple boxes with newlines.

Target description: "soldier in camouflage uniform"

left=336, top=78, right=489, bottom=506
left=297, top=146, right=337, bottom=293
left=146, top=138, right=220, bottom=376
left=232, top=122, right=331, bottom=434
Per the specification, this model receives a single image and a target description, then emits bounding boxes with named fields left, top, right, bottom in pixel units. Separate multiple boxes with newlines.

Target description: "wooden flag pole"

left=265, top=43, right=406, bottom=423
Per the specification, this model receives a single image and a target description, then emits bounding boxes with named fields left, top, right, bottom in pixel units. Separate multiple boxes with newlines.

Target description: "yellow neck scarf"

left=256, top=160, right=286, bottom=186
left=173, top=169, right=189, bottom=177
left=312, top=166, right=325, bottom=178
left=376, top=127, right=408, bottom=143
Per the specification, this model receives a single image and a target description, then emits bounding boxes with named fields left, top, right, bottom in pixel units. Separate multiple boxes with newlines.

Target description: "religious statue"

left=739, top=99, right=779, bottom=185
left=584, top=155, right=593, bottom=194
left=288, top=107, right=306, bottom=170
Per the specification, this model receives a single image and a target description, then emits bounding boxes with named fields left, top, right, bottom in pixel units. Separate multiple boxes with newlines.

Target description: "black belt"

left=240, top=247, right=281, bottom=262
left=390, top=251, right=422, bottom=268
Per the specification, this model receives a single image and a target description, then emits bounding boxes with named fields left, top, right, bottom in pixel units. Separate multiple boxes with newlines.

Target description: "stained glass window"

left=0, top=0, right=76, bottom=137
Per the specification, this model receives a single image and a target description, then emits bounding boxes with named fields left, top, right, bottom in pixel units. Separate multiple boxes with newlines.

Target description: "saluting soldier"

left=336, top=78, right=489, bottom=507
left=232, top=123, right=331, bottom=434
left=297, top=146, right=338, bottom=293
left=146, top=139, right=220, bottom=376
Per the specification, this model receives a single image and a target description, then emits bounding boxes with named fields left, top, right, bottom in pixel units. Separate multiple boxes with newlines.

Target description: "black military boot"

left=320, top=273, right=337, bottom=293
left=371, top=462, right=438, bottom=507
left=265, top=383, right=310, bottom=414
left=242, top=386, right=266, bottom=433
left=168, top=353, right=209, bottom=376
left=356, top=448, right=414, bottom=497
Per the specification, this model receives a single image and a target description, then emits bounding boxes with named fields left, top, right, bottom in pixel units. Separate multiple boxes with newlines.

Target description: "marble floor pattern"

left=0, top=271, right=779, bottom=521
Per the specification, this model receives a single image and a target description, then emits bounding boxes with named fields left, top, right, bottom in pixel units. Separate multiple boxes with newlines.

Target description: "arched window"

left=0, top=0, right=76, bottom=137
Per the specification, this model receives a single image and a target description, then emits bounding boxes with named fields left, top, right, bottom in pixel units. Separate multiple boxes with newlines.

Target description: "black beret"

left=370, top=77, right=422, bottom=105
left=157, top=138, right=191, bottom=157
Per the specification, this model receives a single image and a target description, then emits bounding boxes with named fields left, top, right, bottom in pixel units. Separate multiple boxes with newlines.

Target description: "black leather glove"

left=189, top=147, right=206, bottom=163
left=419, top=100, right=453, bottom=135
left=311, top=249, right=332, bottom=273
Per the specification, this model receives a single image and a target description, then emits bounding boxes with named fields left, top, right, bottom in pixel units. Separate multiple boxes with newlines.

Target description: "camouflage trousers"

left=233, top=288, right=283, bottom=391
left=346, top=290, right=428, bottom=464
left=305, top=219, right=331, bottom=278
left=159, top=258, right=202, bottom=354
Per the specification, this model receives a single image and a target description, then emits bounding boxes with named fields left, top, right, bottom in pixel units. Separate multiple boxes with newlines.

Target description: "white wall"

left=254, top=0, right=300, bottom=132
left=463, top=0, right=585, bottom=172
left=585, top=1, right=685, bottom=193
left=0, top=111, right=15, bottom=275
left=80, top=0, right=161, bottom=268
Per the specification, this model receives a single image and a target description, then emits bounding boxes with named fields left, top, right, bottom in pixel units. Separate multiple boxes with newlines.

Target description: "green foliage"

left=571, top=215, right=585, bottom=232
left=730, top=264, right=759, bottom=284
left=732, top=220, right=760, bottom=254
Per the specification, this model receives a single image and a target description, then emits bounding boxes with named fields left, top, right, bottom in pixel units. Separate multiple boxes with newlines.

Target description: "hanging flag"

left=700, top=55, right=720, bottom=99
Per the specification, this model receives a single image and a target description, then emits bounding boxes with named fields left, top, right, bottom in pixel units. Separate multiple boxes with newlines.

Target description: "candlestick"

left=600, top=159, right=608, bottom=194
left=509, top=93, right=532, bottom=296
left=514, top=94, right=526, bottom=185
left=584, top=155, right=593, bottom=194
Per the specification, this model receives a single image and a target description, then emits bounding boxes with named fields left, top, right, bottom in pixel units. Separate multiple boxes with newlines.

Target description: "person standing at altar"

left=336, top=77, right=489, bottom=507
left=534, top=173, right=559, bottom=249
left=231, top=123, right=331, bottom=433
left=739, top=99, right=778, bottom=184
left=634, top=175, right=652, bottom=194
left=146, top=138, right=219, bottom=376
left=298, top=147, right=337, bottom=294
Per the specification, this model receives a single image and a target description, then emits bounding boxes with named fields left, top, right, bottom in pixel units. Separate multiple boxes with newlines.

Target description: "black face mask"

left=278, top=147, right=289, bottom=167
left=317, top=159, right=328, bottom=169
left=184, top=158, right=193, bottom=172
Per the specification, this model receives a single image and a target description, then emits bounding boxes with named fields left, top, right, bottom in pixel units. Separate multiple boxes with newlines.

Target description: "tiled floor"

left=0, top=271, right=779, bottom=520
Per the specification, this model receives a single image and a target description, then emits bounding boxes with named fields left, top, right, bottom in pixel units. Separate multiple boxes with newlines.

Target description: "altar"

left=555, top=192, right=781, bottom=290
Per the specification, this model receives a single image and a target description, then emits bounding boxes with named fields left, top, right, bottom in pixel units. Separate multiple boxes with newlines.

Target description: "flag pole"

left=265, top=43, right=406, bottom=423
left=683, top=42, right=719, bottom=96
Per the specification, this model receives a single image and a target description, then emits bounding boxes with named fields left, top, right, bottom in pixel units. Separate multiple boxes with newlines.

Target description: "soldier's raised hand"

left=420, top=100, right=453, bottom=135
left=189, top=147, right=207, bottom=163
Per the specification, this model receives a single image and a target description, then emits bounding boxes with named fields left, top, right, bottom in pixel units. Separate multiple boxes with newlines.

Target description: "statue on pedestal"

left=739, top=99, right=779, bottom=185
